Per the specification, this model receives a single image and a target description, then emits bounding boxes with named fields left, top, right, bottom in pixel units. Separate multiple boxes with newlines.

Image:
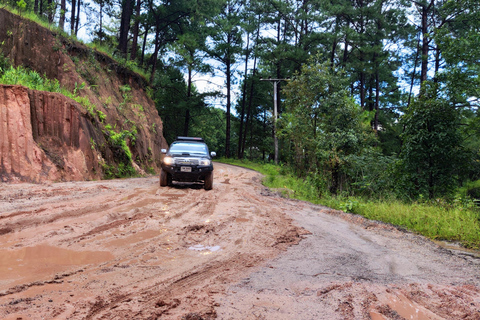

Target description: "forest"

left=1, top=0, right=480, bottom=203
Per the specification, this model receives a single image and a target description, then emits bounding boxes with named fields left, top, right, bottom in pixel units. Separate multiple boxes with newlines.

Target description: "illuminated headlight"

left=199, top=159, right=211, bottom=166
left=163, top=156, right=174, bottom=165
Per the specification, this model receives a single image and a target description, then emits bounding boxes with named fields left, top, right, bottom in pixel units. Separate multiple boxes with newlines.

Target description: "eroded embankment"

left=0, top=8, right=167, bottom=182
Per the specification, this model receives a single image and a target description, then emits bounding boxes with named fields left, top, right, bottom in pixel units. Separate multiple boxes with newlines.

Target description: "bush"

left=458, top=180, right=480, bottom=200
left=396, top=82, right=465, bottom=199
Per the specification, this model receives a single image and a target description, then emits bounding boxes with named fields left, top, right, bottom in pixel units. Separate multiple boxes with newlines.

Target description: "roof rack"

left=175, top=136, right=205, bottom=142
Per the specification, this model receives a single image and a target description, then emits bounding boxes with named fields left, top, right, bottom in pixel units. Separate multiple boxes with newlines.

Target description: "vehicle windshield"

left=169, top=142, right=208, bottom=156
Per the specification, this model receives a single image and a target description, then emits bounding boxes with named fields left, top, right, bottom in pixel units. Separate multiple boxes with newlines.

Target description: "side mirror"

left=161, top=149, right=167, bottom=154
left=211, top=152, right=216, bottom=157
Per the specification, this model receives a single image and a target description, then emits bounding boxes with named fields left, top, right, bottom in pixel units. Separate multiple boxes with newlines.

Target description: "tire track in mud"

left=215, top=201, right=480, bottom=320
left=0, top=164, right=305, bottom=319
left=13, top=163, right=478, bottom=319
left=83, top=252, right=268, bottom=319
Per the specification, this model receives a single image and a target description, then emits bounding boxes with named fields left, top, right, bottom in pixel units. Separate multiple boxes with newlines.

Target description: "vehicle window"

left=169, top=142, right=208, bottom=155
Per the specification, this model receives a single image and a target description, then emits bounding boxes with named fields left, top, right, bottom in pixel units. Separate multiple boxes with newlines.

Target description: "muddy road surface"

left=1, top=163, right=480, bottom=320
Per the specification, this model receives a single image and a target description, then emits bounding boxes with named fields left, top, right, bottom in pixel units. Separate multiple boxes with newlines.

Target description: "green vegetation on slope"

left=219, top=159, right=480, bottom=249
left=0, top=61, right=138, bottom=179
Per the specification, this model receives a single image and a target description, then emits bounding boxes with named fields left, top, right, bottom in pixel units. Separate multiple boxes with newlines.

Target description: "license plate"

left=180, top=166, right=192, bottom=172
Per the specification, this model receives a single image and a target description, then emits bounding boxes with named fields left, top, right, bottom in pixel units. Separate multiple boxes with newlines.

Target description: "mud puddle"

left=1, top=163, right=480, bottom=319
left=0, top=244, right=113, bottom=289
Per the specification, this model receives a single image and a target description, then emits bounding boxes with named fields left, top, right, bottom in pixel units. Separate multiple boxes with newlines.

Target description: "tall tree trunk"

left=241, top=20, right=260, bottom=159
left=140, top=25, right=150, bottom=67
left=330, top=161, right=340, bottom=195
left=408, top=33, right=421, bottom=108
left=342, top=22, right=350, bottom=66
left=330, top=17, right=340, bottom=66
left=374, top=66, right=380, bottom=132
left=358, top=0, right=366, bottom=109
left=98, top=1, right=104, bottom=39
left=34, top=0, right=39, bottom=14
left=130, top=0, right=141, bottom=61
left=420, top=6, right=428, bottom=84
left=119, top=0, right=134, bottom=58
left=420, top=0, right=434, bottom=87
left=47, top=0, right=54, bottom=23
left=225, top=54, right=231, bottom=158
left=74, top=0, right=81, bottom=36
left=367, top=74, right=374, bottom=112
left=149, top=25, right=161, bottom=83
left=433, top=43, right=440, bottom=84
left=70, top=0, right=76, bottom=35
left=59, top=0, right=66, bottom=30
left=330, top=38, right=337, bottom=66
left=359, top=67, right=365, bottom=108
left=183, top=62, right=193, bottom=137
left=237, top=32, right=250, bottom=159
left=242, top=55, right=257, bottom=159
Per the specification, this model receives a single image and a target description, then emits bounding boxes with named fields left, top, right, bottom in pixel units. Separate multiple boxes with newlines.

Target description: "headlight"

left=199, top=159, right=211, bottom=166
left=163, top=156, right=174, bottom=165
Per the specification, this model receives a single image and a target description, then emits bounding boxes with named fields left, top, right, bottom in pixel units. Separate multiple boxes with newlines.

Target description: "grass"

left=218, top=158, right=480, bottom=249
left=0, top=65, right=103, bottom=118
left=2, top=5, right=151, bottom=81
left=353, top=200, right=480, bottom=248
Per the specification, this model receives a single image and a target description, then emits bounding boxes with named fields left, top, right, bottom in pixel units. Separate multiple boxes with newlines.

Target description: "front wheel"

left=204, top=172, right=213, bottom=190
left=159, top=169, right=169, bottom=187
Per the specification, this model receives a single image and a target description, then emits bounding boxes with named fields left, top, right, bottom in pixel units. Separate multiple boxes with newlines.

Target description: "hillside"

left=0, top=8, right=167, bottom=182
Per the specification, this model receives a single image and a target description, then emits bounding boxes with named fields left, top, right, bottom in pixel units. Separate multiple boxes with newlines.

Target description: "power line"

left=259, top=78, right=289, bottom=165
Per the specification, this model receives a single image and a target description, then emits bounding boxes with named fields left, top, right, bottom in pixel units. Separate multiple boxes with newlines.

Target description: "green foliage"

left=90, top=138, right=97, bottom=150
left=189, top=106, right=226, bottom=156
left=101, top=123, right=137, bottom=178
left=96, top=110, right=106, bottom=122
left=397, top=82, right=465, bottom=199
left=0, top=66, right=60, bottom=92
left=0, top=54, right=12, bottom=76
left=15, top=0, right=26, bottom=14
left=280, top=57, right=376, bottom=194
left=119, top=84, right=132, bottom=108
left=343, top=148, right=397, bottom=197
left=457, top=180, right=480, bottom=200
left=103, top=124, right=136, bottom=158
left=116, top=58, right=149, bottom=79
left=351, top=199, right=480, bottom=249
left=102, top=162, right=136, bottom=179
left=151, top=63, right=214, bottom=144
left=0, top=66, right=113, bottom=124
left=73, top=82, right=86, bottom=95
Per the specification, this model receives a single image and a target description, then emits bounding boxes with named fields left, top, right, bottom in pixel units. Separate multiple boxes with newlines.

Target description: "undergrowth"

left=2, top=5, right=150, bottom=80
left=218, top=158, right=480, bottom=249
left=0, top=65, right=107, bottom=122
left=101, top=123, right=137, bottom=179
left=0, top=65, right=138, bottom=179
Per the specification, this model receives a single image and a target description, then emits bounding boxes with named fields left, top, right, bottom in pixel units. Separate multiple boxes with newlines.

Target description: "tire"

left=159, top=169, right=168, bottom=187
left=204, top=172, right=213, bottom=190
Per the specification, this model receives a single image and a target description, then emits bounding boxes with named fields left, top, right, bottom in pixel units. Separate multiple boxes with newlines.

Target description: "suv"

left=160, top=137, right=216, bottom=190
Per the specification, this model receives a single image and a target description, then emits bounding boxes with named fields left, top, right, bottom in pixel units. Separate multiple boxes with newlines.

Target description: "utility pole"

left=260, top=78, right=289, bottom=164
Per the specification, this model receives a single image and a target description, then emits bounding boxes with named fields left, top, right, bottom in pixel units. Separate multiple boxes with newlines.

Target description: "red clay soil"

left=0, top=163, right=479, bottom=319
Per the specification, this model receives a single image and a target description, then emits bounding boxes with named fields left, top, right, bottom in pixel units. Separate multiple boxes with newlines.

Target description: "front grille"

left=174, top=158, right=199, bottom=165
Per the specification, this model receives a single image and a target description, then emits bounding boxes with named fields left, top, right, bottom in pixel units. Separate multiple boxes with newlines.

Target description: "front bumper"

left=161, top=164, right=213, bottom=182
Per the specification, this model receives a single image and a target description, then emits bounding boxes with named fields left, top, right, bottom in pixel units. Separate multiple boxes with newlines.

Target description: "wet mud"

left=1, top=163, right=480, bottom=319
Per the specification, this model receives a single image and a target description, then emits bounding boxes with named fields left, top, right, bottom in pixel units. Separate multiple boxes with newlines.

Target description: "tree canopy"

left=3, top=0, right=480, bottom=199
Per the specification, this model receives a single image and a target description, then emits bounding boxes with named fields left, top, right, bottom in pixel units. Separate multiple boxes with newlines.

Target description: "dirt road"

left=1, top=163, right=479, bottom=320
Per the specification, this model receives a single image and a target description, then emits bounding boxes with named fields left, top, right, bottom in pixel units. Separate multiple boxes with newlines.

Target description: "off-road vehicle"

left=160, top=137, right=216, bottom=190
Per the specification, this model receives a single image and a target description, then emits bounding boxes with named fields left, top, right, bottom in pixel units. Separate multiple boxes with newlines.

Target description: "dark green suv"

left=160, top=137, right=216, bottom=190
